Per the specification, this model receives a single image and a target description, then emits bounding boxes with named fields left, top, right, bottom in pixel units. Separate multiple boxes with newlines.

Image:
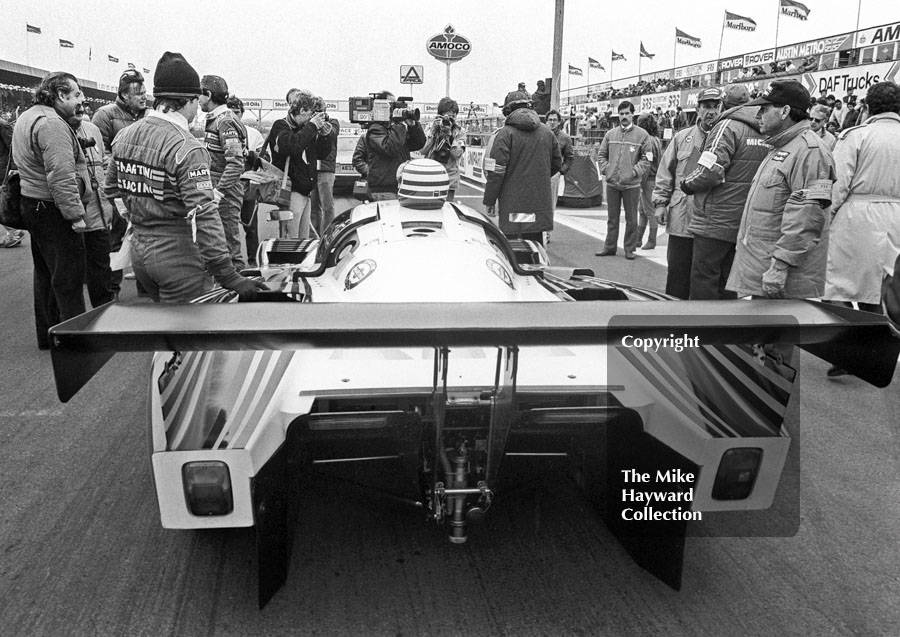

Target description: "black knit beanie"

left=153, top=51, right=201, bottom=98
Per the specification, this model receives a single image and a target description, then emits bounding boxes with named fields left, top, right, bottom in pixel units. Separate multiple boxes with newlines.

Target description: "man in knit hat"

left=104, top=52, right=266, bottom=303
left=679, top=82, right=770, bottom=299
left=200, top=74, right=247, bottom=270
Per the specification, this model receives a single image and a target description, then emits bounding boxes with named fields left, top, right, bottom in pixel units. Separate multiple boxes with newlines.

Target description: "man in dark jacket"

left=269, top=88, right=333, bottom=239
left=546, top=109, right=574, bottom=211
left=680, top=84, right=770, bottom=299
left=483, top=91, right=561, bottom=245
left=92, top=69, right=147, bottom=294
left=310, top=97, right=339, bottom=236
left=365, top=92, right=425, bottom=200
left=532, top=80, right=551, bottom=117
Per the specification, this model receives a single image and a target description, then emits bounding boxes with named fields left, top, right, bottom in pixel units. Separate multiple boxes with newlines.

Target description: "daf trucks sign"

left=426, top=24, right=472, bottom=62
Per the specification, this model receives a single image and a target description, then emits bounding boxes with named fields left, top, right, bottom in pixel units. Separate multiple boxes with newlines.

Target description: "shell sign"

left=426, top=24, right=472, bottom=63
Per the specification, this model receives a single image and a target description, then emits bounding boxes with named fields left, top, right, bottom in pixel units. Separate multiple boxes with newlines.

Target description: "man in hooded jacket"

left=482, top=91, right=561, bottom=245
left=680, top=84, right=771, bottom=299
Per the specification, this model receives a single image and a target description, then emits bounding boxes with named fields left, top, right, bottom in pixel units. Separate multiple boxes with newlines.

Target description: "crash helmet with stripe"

left=397, top=159, right=450, bottom=209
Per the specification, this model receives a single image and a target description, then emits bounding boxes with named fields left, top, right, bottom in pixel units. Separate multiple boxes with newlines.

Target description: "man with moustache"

left=12, top=72, right=91, bottom=349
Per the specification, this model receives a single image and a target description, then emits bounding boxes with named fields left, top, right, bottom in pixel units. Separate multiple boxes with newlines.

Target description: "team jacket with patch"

left=682, top=105, right=770, bottom=243
left=727, top=121, right=836, bottom=298
left=597, top=124, right=651, bottom=190
left=204, top=105, right=246, bottom=189
left=104, top=113, right=242, bottom=287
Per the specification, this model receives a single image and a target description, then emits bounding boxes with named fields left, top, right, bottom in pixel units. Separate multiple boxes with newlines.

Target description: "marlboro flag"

left=588, top=57, right=604, bottom=71
left=781, top=0, right=810, bottom=20
left=640, top=42, right=655, bottom=59
left=26, top=24, right=41, bottom=34
left=612, top=51, right=626, bottom=62
left=676, top=28, right=702, bottom=48
left=568, top=64, right=583, bottom=76
left=143, top=68, right=151, bottom=74
left=725, top=11, right=757, bottom=31
left=108, top=55, right=119, bottom=63
left=59, top=39, right=75, bottom=48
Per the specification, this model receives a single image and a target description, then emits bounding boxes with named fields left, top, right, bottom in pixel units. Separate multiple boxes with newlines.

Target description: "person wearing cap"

left=808, top=104, right=836, bottom=152
left=482, top=90, right=561, bottom=245
left=680, top=83, right=770, bottom=300
left=228, top=96, right=265, bottom=266
left=12, top=71, right=91, bottom=349
left=200, top=74, right=247, bottom=270
left=726, top=79, right=836, bottom=301
left=104, top=52, right=266, bottom=303
left=596, top=100, right=652, bottom=259
left=822, top=81, right=900, bottom=376
left=652, top=87, right=723, bottom=299
left=92, top=68, right=148, bottom=297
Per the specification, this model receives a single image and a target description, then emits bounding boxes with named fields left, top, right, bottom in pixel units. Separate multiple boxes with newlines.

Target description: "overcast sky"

left=1, top=0, right=898, bottom=107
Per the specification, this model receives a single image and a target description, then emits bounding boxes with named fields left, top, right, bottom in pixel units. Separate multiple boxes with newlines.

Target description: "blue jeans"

left=21, top=197, right=86, bottom=348
left=131, top=229, right=211, bottom=303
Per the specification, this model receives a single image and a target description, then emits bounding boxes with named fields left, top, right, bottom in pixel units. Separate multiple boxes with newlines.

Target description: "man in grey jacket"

left=596, top=100, right=651, bottom=260
left=12, top=72, right=90, bottom=349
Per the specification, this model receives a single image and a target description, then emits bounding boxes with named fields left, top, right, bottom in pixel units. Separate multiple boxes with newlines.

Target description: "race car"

left=50, top=187, right=899, bottom=607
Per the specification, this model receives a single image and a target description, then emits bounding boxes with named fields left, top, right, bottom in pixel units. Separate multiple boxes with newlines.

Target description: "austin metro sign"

left=426, top=24, right=472, bottom=62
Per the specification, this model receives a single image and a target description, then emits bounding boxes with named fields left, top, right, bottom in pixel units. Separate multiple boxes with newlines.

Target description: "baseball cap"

left=746, top=80, right=811, bottom=112
left=697, top=87, right=723, bottom=103
left=722, top=84, right=750, bottom=107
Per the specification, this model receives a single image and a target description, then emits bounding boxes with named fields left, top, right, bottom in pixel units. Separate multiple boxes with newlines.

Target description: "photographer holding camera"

left=365, top=91, right=425, bottom=200
left=421, top=97, right=465, bottom=201
left=269, top=88, right=333, bottom=239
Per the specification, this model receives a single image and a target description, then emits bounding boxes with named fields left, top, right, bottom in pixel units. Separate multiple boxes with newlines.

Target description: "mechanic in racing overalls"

left=104, top=52, right=266, bottom=303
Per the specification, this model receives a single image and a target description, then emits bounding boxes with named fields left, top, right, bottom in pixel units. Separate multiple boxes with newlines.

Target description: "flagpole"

left=25, top=24, right=30, bottom=67
left=775, top=0, right=782, bottom=49
left=638, top=47, right=642, bottom=79
left=855, top=0, right=862, bottom=31
left=717, top=11, right=726, bottom=61
left=673, top=31, right=677, bottom=70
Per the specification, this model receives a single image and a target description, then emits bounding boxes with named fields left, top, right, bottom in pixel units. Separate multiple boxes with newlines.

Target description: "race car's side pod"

left=49, top=300, right=899, bottom=606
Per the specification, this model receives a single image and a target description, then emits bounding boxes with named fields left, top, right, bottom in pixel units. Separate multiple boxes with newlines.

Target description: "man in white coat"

left=824, top=81, right=900, bottom=376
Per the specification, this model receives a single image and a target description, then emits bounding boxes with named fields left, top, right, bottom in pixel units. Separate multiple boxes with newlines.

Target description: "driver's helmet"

left=397, top=158, right=450, bottom=209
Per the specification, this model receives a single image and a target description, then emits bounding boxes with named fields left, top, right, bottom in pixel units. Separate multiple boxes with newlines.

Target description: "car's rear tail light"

left=712, top=448, right=762, bottom=500
left=183, top=461, right=233, bottom=516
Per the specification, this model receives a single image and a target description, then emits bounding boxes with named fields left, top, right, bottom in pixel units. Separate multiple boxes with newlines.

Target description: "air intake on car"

left=265, top=239, right=316, bottom=264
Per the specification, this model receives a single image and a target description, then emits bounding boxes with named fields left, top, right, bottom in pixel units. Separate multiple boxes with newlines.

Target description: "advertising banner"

left=718, top=55, right=745, bottom=72
left=800, top=61, right=900, bottom=98
left=776, top=33, right=853, bottom=61
left=743, top=49, right=775, bottom=68
left=673, top=61, right=717, bottom=79
left=639, top=91, right=681, bottom=113
left=855, top=22, right=900, bottom=48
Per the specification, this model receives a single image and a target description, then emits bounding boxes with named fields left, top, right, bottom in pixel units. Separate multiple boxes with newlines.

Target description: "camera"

left=78, top=137, right=96, bottom=151
left=315, top=109, right=330, bottom=122
left=349, top=93, right=419, bottom=125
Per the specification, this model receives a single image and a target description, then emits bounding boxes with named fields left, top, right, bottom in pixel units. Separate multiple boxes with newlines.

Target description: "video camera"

left=349, top=93, right=420, bottom=125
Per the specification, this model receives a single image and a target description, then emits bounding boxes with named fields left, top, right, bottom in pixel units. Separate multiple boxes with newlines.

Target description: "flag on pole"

left=568, top=64, right=583, bottom=76
left=88, top=47, right=92, bottom=60
left=127, top=63, right=135, bottom=69
left=675, top=28, right=702, bottom=48
left=640, top=42, right=655, bottom=59
left=59, top=39, right=75, bottom=48
left=724, top=10, right=757, bottom=31
left=108, top=55, right=119, bottom=63
left=780, top=0, right=810, bottom=20
left=612, top=51, right=626, bottom=61
left=143, top=68, right=151, bottom=74
left=588, top=57, right=604, bottom=71
left=26, top=24, right=41, bottom=34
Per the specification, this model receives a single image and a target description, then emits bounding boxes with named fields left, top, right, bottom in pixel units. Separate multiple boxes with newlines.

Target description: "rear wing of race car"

left=50, top=299, right=898, bottom=402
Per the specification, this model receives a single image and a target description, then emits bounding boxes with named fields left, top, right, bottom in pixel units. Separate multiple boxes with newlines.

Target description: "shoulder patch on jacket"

left=771, top=150, right=790, bottom=162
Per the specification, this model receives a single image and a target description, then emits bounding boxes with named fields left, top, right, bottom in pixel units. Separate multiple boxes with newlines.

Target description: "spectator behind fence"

left=809, top=104, right=836, bottom=152
left=823, top=81, right=900, bottom=375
